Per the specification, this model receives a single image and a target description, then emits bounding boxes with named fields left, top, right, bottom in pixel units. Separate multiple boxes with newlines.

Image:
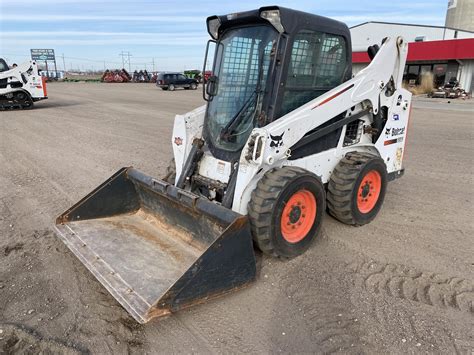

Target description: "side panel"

left=375, top=89, right=412, bottom=173
left=172, top=105, right=206, bottom=183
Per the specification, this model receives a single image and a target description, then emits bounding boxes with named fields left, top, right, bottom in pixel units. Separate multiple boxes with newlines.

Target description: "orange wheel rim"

left=281, top=189, right=317, bottom=243
left=357, top=170, right=381, bottom=213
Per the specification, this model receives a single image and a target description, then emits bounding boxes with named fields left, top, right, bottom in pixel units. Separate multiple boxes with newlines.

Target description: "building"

left=350, top=21, right=474, bottom=93
left=445, top=0, right=474, bottom=32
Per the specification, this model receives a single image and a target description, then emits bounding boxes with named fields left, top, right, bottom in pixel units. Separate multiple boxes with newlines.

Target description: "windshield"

left=205, top=25, right=277, bottom=153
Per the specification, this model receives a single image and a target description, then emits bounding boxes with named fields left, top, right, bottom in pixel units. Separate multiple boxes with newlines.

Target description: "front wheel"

left=168, top=84, right=175, bottom=91
left=248, top=167, right=326, bottom=259
left=327, top=152, right=387, bottom=225
left=190, top=83, right=197, bottom=90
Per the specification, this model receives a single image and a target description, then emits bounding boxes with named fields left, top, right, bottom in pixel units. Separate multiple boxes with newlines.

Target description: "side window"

left=0, top=60, right=8, bottom=72
left=280, top=30, right=347, bottom=116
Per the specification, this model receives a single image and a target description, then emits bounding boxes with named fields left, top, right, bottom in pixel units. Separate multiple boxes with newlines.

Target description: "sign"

left=30, top=49, right=55, bottom=61
left=448, top=0, right=457, bottom=9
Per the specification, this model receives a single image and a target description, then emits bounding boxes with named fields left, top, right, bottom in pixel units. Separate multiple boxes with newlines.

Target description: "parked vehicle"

left=429, top=77, right=468, bottom=99
left=156, top=72, right=198, bottom=91
left=55, top=6, right=412, bottom=323
left=0, top=59, right=48, bottom=109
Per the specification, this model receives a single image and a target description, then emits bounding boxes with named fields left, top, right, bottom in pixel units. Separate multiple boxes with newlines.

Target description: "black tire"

left=190, top=83, right=197, bottom=90
left=327, top=152, right=387, bottom=226
left=168, top=84, right=175, bottom=91
left=248, top=166, right=326, bottom=259
left=161, top=87, right=168, bottom=91
left=163, top=158, right=176, bottom=184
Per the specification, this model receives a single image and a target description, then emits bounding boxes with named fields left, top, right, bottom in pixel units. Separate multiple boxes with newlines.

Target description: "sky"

left=0, top=0, right=450, bottom=72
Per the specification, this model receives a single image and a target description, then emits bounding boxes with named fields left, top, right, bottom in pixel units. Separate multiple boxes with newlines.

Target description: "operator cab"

left=202, top=6, right=352, bottom=161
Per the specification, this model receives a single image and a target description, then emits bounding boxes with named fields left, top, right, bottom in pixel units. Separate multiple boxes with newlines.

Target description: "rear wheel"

left=248, top=167, right=325, bottom=258
left=168, top=84, right=175, bottom=91
left=190, top=83, right=197, bottom=90
left=327, top=152, right=387, bottom=225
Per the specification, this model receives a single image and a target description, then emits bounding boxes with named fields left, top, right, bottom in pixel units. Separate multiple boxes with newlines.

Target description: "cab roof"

left=207, top=6, right=350, bottom=41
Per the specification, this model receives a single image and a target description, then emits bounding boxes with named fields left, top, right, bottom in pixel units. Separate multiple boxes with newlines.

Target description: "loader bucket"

left=54, top=167, right=256, bottom=323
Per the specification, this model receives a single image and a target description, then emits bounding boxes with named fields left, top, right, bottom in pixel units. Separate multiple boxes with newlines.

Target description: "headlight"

left=260, top=9, right=284, bottom=33
left=207, top=17, right=221, bottom=40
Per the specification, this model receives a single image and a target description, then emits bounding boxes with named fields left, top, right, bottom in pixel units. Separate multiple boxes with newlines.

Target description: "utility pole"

left=61, top=53, right=66, bottom=72
left=152, top=58, right=155, bottom=72
left=119, top=51, right=132, bottom=72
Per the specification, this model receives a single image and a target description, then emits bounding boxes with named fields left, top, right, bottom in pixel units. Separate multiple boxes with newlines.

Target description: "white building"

left=350, top=22, right=474, bottom=93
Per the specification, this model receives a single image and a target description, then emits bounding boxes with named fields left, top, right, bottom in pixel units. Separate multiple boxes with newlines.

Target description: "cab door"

left=177, top=74, right=188, bottom=88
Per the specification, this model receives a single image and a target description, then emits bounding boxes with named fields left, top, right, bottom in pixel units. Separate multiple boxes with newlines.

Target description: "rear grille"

left=343, top=119, right=363, bottom=146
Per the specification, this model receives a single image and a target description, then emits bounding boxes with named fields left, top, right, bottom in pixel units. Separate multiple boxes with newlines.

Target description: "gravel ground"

left=0, top=83, right=473, bottom=354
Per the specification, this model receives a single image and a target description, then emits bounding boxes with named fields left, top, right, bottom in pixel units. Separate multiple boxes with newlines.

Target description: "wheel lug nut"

left=287, top=222, right=291, bottom=225
left=302, top=214, right=305, bottom=218
left=298, top=222, right=302, bottom=225
left=292, top=226, right=296, bottom=229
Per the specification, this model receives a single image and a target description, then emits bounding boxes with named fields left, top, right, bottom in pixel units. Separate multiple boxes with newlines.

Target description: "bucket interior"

left=55, top=168, right=237, bottom=322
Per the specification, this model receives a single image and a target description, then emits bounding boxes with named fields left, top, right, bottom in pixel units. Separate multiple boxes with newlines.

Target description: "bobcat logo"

left=385, top=127, right=391, bottom=136
left=270, top=132, right=284, bottom=148
left=396, top=94, right=403, bottom=106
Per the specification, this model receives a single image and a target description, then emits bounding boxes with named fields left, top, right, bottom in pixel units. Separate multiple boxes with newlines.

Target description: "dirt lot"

left=0, top=83, right=473, bottom=354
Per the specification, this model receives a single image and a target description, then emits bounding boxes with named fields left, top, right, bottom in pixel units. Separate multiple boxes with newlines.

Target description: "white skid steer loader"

left=0, top=59, right=48, bottom=109
left=55, top=6, right=412, bottom=323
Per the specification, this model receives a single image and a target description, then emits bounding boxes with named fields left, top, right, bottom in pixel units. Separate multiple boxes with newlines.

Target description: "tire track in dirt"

left=279, top=276, right=367, bottom=353
left=353, top=261, right=474, bottom=314
left=0, top=323, right=86, bottom=354
left=265, top=235, right=381, bottom=353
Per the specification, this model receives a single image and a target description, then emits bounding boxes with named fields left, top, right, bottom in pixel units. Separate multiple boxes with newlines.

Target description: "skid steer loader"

left=0, top=59, right=48, bottom=109
left=55, top=6, right=412, bottom=323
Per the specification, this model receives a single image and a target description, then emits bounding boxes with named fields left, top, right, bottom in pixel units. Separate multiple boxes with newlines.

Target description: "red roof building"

left=350, top=22, right=474, bottom=93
